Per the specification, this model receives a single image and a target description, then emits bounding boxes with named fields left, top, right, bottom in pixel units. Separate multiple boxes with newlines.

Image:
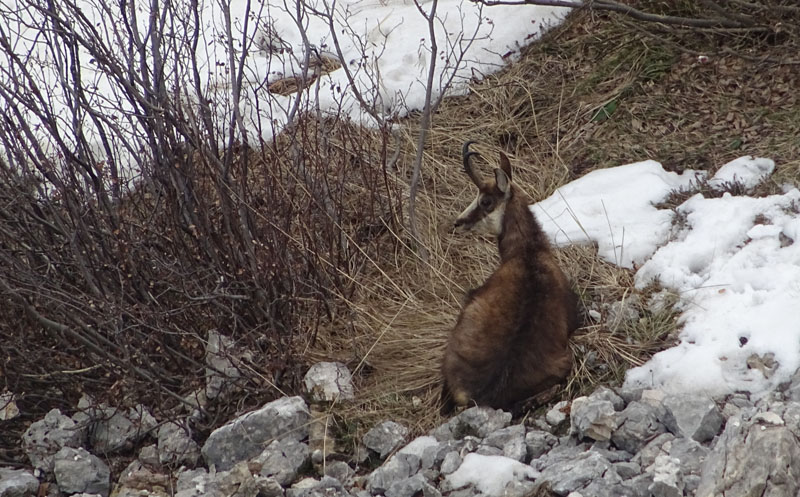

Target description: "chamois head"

left=454, top=141, right=514, bottom=236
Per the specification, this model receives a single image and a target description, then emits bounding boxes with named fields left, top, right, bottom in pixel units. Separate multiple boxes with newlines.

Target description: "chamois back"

left=441, top=142, right=578, bottom=413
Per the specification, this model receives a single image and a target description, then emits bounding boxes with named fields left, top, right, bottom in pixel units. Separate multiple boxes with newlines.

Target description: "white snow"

left=0, top=0, right=572, bottom=173
left=535, top=156, right=800, bottom=398
left=534, top=160, right=702, bottom=268
left=444, top=453, right=537, bottom=496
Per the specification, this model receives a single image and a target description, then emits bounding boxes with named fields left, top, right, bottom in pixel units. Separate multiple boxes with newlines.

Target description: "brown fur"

left=441, top=146, right=578, bottom=413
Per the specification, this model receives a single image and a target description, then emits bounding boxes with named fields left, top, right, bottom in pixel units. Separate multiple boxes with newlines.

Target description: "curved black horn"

left=462, top=141, right=483, bottom=187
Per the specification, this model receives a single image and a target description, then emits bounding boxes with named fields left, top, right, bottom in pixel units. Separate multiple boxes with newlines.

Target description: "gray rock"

left=366, top=453, right=420, bottom=494
left=782, top=403, right=800, bottom=435
left=158, top=421, right=201, bottom=466
left=617, top=388, right=643, bottom=405
left=363, top=421, right=408, bottom=459
left=611, top=401, right=666, bottom=453
left=502, top=480, right=538, bottom=497
left=482, top=424, right=526, bottom=462
left=322, top=461, right=354, bottom=485
left=588, top=387, right=625, bottom=411
left=175, top=463, right=278, bottom=497
left=53, top=447, right=110, bottom=497
left=303, top=362, right=355, bottom=402
left=202, top=396, right=310, bottom=471
left=531, top=440, right=590, bottom=472
left=546, top=401, right=570, bottom=426
left=22, top=408, right=85, bottom=472
left=668, top=437, right=708, bottom=476
left=440, top=451, right=462, bottom=474
left=287, top=476, right=349, bottom=497
left=579, top=478, right=638, bottom=497
left=649, top=454, right=683, bottom=497
left=420, top=440, right=461, bottom=470
left=0, top=468, right=39, bottom=497
left=570, top=396, right=618, bottom=442
left=525, top=430, right=557, bottom=461
left=661, top=394, right=723, bottom=442
left=138, top=444, right=160, bottom=467
left=633, top=433, right=675, bottom=469
left=255, top=439, right=310, bottom=486
left=0, top=392, right=19, bottom=421
left=587, top=443, right=632, bottom=463
left=431, top=406, right=511, bottom=441
left=696, top=414, right=800, bottom=497
left=115, top=460, right=171, bottom=497
left=536, top=451, right=616, bottom=496
left=85, top=405, right=157, bottom=454
left=784, top=367, right=800, bottom=402
left=613, top=461, right=641, bottom=480
left=623, top=473, right=654, bottom=496
left=206, top=330, right=244, bottom=401
left=385, top=474, right=440, bottom=497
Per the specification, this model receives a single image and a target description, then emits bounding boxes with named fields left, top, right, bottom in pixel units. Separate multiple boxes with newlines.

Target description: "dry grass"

left=302, top=4, right=800, bottom=439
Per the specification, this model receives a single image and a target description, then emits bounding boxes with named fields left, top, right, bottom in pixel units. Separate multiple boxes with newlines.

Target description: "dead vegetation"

left=306, top=2, right=800, bottom=438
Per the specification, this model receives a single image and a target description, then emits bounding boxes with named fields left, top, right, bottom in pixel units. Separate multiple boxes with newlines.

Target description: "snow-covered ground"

left=536, top=157, right=800, bottom=398
left=3, top=1, right=799, bottom=400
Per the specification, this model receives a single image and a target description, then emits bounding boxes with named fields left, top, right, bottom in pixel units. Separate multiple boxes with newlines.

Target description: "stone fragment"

left=53, top=447, right=110, bottom=497
left=431, top=406, right=511, bottom=441
left=84, top=405, right=157, bottom=454
left=611, top=401, right=666, bottom=453
left=753, top=411, right=784, bottom=426
left=588, top=386, right=625, bottom=411
left=202, top=396, right=309, bottom=471
left=322, top=461, right=354, bottom=485
left=634, top=433, right=675, bottom=469
left=175, top=462, right=279, bottom=497
left=482, top=425, right=526, bottom=462
left=667, top=437, right=708, bottom=477
left=613, top=461, right=641, bottom=480
left=440, top=451, right=462, bottom=475
left=303, top=362, right=355, bottom=402
left=158, top=421, right=201, bottom=466
left=525, top=430, right=557, bottom=461
left=696, top=416, right=800, bottom=497
left=22, top=409, right=85, bottom=472
left=366, top=453, right=420, bottom=494
left=206, top=330, right=244, bottom=400
left=545, top=401, right=570, bottom=426
left=661, top=394, right=723, bottom=442
left=536, top=451, right=615, bottom=496
left=0, top=392, right=19, bottom=421
left=114, top=460, right=170, bottom=497
left=648, top=455, right=683, bottom=497
left=570, top=396, right=618, bottom=442
left=363, top=421, right=408, bottom=459
left=138, top=444, right=160, bottom=467
left=287, top=476, right=350, bottom=497
left=385, top=474, right=440, bottom=497
left=0, top=467, right=39, bottom=497
left=254, top=439, right=310, bottom=486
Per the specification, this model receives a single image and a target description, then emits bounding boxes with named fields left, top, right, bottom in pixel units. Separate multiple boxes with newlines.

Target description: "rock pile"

left=7, top=363, right=800, bottom=497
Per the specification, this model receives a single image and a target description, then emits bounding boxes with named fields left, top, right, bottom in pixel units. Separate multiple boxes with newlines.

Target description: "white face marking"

left=455, top=193, right=506, bottom=237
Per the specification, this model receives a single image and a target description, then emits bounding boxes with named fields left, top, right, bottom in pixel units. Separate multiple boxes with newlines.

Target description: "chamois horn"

left=462, top=141, right=483, bottom=187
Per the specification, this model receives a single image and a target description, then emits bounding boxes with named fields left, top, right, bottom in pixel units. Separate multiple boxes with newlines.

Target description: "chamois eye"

left=479, top=196, right=493, bottom=210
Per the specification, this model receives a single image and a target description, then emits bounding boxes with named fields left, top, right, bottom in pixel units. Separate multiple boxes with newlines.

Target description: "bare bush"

left=0, top=0, right=401, bottom=459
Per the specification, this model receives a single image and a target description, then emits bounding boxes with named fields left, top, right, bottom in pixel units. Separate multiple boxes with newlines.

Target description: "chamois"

left=441, top=141, right=579, bottom=413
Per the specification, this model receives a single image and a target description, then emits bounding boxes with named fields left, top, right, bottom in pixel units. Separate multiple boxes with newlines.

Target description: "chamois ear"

left=495, top=168, right=510, bottom=194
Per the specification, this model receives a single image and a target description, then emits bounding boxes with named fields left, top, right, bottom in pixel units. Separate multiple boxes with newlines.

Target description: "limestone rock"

left=202, top=396, right=310, bottom=471
left=363, top=421, right=408, bottom=459
left=286, top=476, right=350, bottom=497
left=366, top=453, right=420, bottom=495
left=0, top=467, right=39, bottom=497
left=206, top=330, right=244, bottom=401
left=648, top=455, right=683, bottom=497
left=570, top=396, right=618, bottom=442
left=481, top=425, right=526, bottom=462
left=697, top=414, right=800, bottom=497
left=611, top=401, right=666, bottom=453
left=661, top=394, right=723, bottom=442
left=432, top=406, right=511, bottom=441
left=22, top=409, right=85, bottom=472
left=0, top=392, right=19, bottom=421
left=303, top=362, right=355, bottom=402
left=385, top=474, right=440, bottom=497
left=158, top=421, right=201, bottom=466
left=545, top=401, right=570, bottom=426
left=53, top=447, right=110, bottom=497
left=525, top=430, right=557, bottom=461
left=254, top=439, right=310, bottom=486
left=84, top=405, right=157, bottom=454
left=536, top=451, right=616, bottom=496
